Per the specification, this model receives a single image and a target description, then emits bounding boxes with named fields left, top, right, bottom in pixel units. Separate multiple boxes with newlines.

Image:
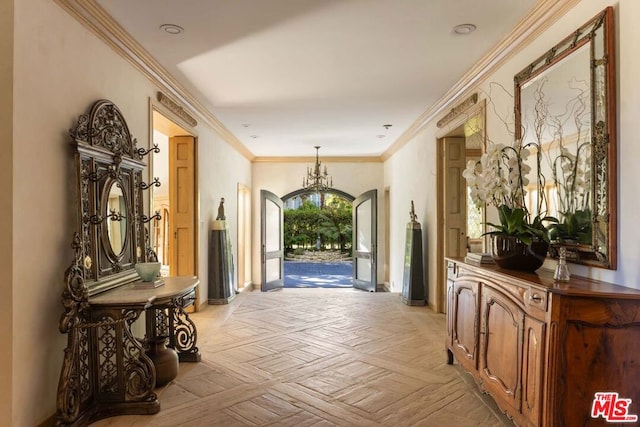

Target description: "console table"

left=57, top=275, right=200, bottom=426
left=57, top=99, right=202, bottom=426
left=445, top=258, right=640, bottom=426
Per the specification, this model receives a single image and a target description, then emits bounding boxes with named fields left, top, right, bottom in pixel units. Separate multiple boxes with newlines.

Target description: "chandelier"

left=302, top=146, right=332, bottom=193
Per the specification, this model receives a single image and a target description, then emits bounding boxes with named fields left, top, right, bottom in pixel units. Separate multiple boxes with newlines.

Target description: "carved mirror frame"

left=514, top=7, right=616, bottom=269
left=70, top=99, right=157, bottom=295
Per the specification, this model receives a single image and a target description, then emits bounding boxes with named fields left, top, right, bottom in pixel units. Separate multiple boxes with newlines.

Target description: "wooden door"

left=436, top=137, right=468, bottom=313
left=443, top=137, right=468, bottom=259
left=479, top=284, right=524, bottom=414
left=352, top=190, right=377, bottom=292
left=260, top=190, right=284, bottom=291
left=169, top=136, right=196, bottom=276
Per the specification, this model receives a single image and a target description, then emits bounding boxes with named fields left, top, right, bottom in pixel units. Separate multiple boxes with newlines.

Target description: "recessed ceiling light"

left=453, top=24, right=476, bottom=35
left=382, top=124, right=392, bottom=129
left=241, top=123, right=251, bottom=128
left=376, top=135, right=386, bottom=139
left=160, top=24, right=184, bottom=35
left=250, top=135, right=259, bottom=139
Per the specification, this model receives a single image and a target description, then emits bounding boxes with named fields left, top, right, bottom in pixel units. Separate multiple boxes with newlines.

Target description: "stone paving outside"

left=284, top=260, right=353, bottom=288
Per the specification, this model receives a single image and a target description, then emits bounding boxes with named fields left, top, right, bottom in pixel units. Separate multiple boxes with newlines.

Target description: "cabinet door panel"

left=522, top=316, right=545, bottom=426
left=446, top=278, right=454, bottom=348
left=480, top=285, right=524, bottom=412
left=452, top=279, right=480, bottom=371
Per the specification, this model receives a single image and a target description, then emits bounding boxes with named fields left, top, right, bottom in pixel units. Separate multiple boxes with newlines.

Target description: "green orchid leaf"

left=498, top=205, right=510, bottom=228
left=517, top=235, right=532, bottom=245
left=485, top=222, right=507, bottom=233
left=507, top=209, right=526, bottom=233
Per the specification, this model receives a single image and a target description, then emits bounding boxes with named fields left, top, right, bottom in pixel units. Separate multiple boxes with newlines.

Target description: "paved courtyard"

left=284, top=260, right=353, bottom=288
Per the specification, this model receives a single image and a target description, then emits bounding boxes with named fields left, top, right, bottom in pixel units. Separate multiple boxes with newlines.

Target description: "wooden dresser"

left=445, top=258, right=640, bottom=427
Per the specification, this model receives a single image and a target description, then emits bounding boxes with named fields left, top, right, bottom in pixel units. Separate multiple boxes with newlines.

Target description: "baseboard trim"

left=377, top=282, right=391, bottom=292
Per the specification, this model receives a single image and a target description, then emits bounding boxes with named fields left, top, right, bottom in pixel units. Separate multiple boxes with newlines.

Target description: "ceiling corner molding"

left=252, top=156, right=383, bottom=164
left=381, top=0, right=581, bottom=162
left=54, top=0, right=254, bottom=161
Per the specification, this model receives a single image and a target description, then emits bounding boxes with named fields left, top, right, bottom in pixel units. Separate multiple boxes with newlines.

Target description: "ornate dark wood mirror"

left=58, top=99, right=203, bottom=426
left=70, top=99, right=159, bottom=295
left=514, top=7, right=616, bottom=269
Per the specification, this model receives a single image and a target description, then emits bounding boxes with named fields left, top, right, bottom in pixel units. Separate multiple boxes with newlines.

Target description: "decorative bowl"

left=135, top=262, right=161, bottom=282
left=490, top=235, right=549, bottom=272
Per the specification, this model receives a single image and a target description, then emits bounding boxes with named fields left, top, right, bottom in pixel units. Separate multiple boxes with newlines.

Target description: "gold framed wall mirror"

left=514, top=7, right=616, bottom=269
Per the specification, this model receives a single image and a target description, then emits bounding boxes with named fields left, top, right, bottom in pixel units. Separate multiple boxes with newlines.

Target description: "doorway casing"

left=435, top=99, right=486, bottom=313
left=259, top=187, right=379, bottom=291
left=149, top=99, right=200, bottom=306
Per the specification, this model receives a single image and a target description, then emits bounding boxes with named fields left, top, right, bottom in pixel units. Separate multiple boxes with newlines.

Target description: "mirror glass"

left=520, top=43, right=591, bottom=232
left=515, top=7, right=616, bottom=269
left=106, top=181, right=127, bottom=256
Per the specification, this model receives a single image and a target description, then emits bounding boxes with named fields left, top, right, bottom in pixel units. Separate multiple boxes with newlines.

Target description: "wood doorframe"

left=435, top=100, right=485, bottom=313
left=384, top=187, right=391, bottom=291
left=237, top=183, right=252, bottom=291
left=149, top=98, right=200, bottom=307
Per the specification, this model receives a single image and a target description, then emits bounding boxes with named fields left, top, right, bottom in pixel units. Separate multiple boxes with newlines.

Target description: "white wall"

left=0, top=0, right=13, bottom=424
left=251, top=161, right=385, bottom=287
left=197, top=124, right=252, bottom=298
left=384, top=0, right=640, bottom=299
left=384, top=127, right=437, bottom=298
left=152, top=130, right=169, bottom=198
left=11, top=0, right=250, bottom=424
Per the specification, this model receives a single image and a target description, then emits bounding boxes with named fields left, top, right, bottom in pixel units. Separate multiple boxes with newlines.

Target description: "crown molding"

left=252, top=156, right=382, bottom=164
left=54, top=0, right=255, bottom=161
left=54, top=0, right=580, bottom=164
left=381, top=0, right=581, bottom=161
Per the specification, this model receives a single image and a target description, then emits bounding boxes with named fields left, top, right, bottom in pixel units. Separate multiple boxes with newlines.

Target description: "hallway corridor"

left=93, top=289, right=510, bottom=426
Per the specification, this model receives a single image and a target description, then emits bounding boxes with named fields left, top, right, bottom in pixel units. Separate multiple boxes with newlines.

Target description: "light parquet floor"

left=92, top=289, right=512, bottom=426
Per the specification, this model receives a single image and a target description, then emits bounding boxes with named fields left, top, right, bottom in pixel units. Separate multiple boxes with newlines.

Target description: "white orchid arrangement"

left=543, top=81, right=592, bottom=216
left=462, top=81, right=558, bottom=245
left=551, top=144, right=591, bottom=212
left=545, top=109, right=593, bottom=244
left=463, top=139, right=553, bottom=245
left=535, top=77, right=593, bottom=244
left=463, top=140, right=531, bottom=211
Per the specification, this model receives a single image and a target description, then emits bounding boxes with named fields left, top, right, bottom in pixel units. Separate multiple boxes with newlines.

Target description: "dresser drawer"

left=525, top=288, right=548, bottom=313
left=181, top=288, right=197, bottom=308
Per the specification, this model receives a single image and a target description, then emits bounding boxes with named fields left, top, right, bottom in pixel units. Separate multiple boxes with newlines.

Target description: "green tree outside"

left=284, top=193, right=353, bottom=256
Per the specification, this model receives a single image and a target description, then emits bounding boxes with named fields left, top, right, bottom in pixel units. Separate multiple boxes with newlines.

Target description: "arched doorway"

left=281, top=188, right=354, bottom=289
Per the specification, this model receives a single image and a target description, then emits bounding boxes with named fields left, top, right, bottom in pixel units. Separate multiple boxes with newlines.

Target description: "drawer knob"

left=529, top=293, right=543, bottom=303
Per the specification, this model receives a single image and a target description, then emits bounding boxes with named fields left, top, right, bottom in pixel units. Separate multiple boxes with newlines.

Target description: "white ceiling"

left=96, top=0, right=537, bottom=157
